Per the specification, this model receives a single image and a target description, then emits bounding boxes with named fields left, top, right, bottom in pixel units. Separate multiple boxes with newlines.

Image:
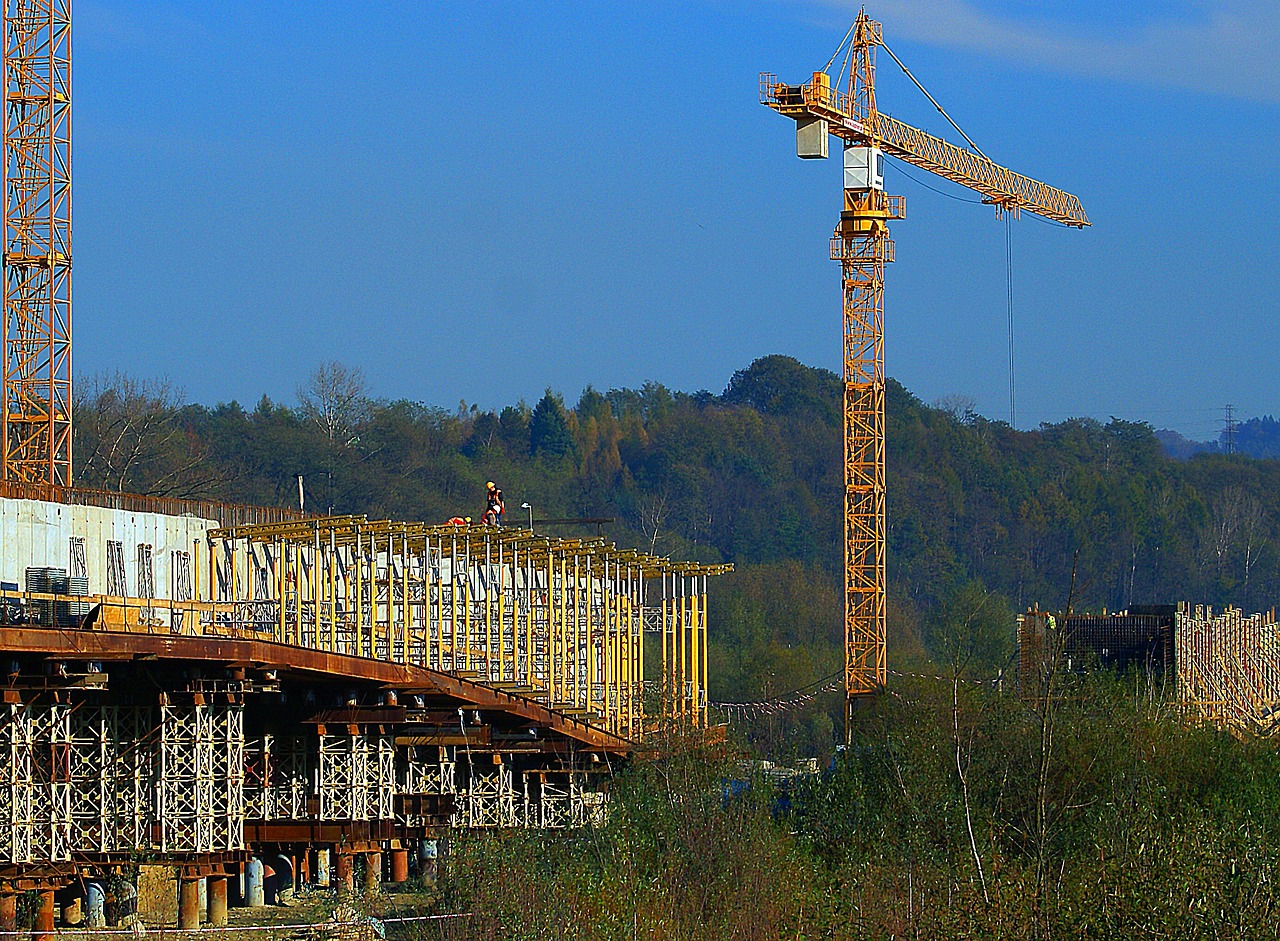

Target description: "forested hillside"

left=73, top=357, right=1280, bottom=755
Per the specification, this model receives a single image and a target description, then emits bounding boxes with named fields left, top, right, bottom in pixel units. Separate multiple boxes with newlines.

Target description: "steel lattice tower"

left=834, top=20, right=898, bottom=723
left=2, top=0, right=71, bottom=486
left=763, top=11, right=1086, bottom=736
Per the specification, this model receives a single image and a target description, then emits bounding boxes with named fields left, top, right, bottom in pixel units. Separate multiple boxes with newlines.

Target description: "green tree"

left=529, top=391, right=574, bottom=459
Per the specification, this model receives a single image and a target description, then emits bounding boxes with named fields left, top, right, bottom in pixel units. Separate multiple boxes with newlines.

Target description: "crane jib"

left=761, top=77, right=1090, bottom=228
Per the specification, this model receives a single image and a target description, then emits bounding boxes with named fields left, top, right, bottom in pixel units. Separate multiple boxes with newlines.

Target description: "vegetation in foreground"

left=430, top=674, right=1280, bottom=941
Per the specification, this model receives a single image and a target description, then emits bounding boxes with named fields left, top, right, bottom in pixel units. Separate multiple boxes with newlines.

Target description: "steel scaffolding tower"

left=2, top=0, right=71, bottom=486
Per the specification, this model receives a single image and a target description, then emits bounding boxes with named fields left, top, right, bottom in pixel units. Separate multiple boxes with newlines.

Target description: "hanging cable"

left=1006, top=212, right=1016, bottom=428
left=888, top=162, right=983, bottom=203
left=880, top=39, right=989, bottom=160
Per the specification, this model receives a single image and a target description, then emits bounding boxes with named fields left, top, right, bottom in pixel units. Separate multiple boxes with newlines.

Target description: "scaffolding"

left=1175, top=605, right=1280, bottom=733
left=198, top=518, right=729, bottom=737
left=1019, top=604, right=1280, bottom=735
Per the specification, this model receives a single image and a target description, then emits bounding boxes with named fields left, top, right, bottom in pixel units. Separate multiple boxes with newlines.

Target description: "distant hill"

left=1235, top=416, right=1280, bottom=459
left=1157, top=416, right=1280, bottom=462
left=1155, top=429, right=1217, bottom=460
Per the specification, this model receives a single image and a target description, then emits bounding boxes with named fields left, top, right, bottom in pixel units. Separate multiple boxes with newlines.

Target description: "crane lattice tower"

left=2, top=0, right=71, bottom=487
left=763, top=11, right=1088, bottom=734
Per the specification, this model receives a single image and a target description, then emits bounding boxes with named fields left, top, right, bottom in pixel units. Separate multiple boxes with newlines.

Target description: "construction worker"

left=482, top=481, right=505, bottom=526
left=446, top=516, right=471, bottom=526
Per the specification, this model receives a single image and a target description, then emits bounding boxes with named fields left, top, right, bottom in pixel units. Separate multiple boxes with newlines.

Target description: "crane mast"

left=2, top=0, right=72, bottom=487
left=762, top=11, right=1088, bottom=733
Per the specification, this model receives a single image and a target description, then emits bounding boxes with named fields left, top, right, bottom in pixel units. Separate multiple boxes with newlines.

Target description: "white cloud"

left=812, top=0, right=1280, bottom=104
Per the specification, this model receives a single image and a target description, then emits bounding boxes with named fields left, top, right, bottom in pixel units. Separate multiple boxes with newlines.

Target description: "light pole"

left=521, top=502, right=533, bottom=530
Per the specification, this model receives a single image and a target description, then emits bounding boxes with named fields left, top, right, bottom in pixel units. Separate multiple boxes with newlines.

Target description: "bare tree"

left=297, top=362, right=370, bottom=450
left=1236, top=489, right=1267, bottom=606
left=930, top=582, right=1007, bottom=905
left=1205, top=488, right=1244, bottom=577
left=933, top=393, right=978, bottom=425
left=636, top=489, right=671, bottom=554
left=74, top=372, right=215, bottom=496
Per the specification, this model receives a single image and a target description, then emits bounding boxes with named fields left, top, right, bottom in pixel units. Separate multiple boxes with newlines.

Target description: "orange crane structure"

left=761, top=11, right=1089, bottom=732
left=2, top=0, right=72, bottom=487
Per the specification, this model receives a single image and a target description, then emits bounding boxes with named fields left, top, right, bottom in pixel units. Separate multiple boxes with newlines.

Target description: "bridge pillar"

left=60, top=892, right=82, bottom=927
left=206, top=877, right=228, bottom=927
left=0, top=888, right=17, bottom=932
left=32, top=889, right=55, bottom=941
left=315, top=849, right=331, bottom=887
left=362, top=852, right=382, bottom=894
left=178, top=878, right=201, bottom=930
left=337, top=852, right=355, bottom=893
left=85, top=884, right=106, bottom=929
left=245, top=858, right=265, bottom=907
left=390, top=848, right=409, bottom=883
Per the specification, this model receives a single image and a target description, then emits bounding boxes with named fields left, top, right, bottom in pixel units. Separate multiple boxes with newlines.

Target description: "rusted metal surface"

left=0, top=627, right=633, bottom=752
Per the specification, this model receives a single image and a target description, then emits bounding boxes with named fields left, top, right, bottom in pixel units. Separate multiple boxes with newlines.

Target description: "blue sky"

left=73, top=1, right=1278, bottom=437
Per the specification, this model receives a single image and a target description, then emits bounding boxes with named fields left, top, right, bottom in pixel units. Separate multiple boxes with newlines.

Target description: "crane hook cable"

left=1006, top=212, right=1016, bottom=428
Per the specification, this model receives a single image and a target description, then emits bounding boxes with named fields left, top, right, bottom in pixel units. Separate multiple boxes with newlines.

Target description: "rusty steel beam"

left=0, top=627, right=635, bottom=752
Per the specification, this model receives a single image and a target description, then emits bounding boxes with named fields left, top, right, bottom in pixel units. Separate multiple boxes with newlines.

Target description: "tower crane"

left=761, top=11, right=1088, bottom=733
left=2, top=0, right=72, bottom=487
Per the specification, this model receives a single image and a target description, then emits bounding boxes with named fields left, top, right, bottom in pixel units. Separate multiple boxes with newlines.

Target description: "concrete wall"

left=0, top=497, right=217, bottom=600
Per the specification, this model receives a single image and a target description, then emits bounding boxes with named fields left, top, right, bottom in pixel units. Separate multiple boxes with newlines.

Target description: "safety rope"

left=711, top=669, right=1006, bottom=721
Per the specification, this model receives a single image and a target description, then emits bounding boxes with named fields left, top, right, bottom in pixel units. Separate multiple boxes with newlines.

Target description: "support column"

left=245, top=857, right=265, bottom=908
left=178, top=878, right=201, bottom=930
left=390, top=848, right=409, bottom=884
left=206, top=877, right=228, bottom=928
left=0, top=890, right=17, bottom=933
left=362, top=852, right=382, bottom=894
left=85, top=884, right=106, bottom=929
left=60, top=894, right=83, bottom=927
left=336, top=852, right=354, bottom=893
left=229, top=863, right=244, bottom=907
left=316, top=848, right=331, bottom=887
left=32, top=889, right=55, bottom=941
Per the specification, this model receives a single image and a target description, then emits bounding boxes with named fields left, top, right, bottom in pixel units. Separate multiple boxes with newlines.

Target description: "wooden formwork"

left=1175, top=606, right=1280, bottom=733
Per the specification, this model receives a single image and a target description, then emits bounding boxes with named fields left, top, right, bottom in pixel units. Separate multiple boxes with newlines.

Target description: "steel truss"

left=0, top=694, right=617, bottom=866
left=245, top=733, right=308, bottom=821
left=157, top=701, right=244, bottom=853
left=317, top=729, right=394, bottom=821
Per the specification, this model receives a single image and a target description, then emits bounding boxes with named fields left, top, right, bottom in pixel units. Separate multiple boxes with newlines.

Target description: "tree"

left=296, top=361, right=369, bottom=450
left=73, top=372, right=215, bottom=496
left=529, top=391, right=574, bottom=459
left=722, top=355, right=840, bottom=425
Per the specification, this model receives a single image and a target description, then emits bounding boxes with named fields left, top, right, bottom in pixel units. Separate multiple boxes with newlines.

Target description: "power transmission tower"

left=1223, top=403, right=1238, bottom=455
left=2, top=0, right=73, bottom=486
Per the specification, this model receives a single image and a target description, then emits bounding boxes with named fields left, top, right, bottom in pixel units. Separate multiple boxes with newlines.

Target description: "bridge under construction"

left=0, top=483, right=727, bottom=932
